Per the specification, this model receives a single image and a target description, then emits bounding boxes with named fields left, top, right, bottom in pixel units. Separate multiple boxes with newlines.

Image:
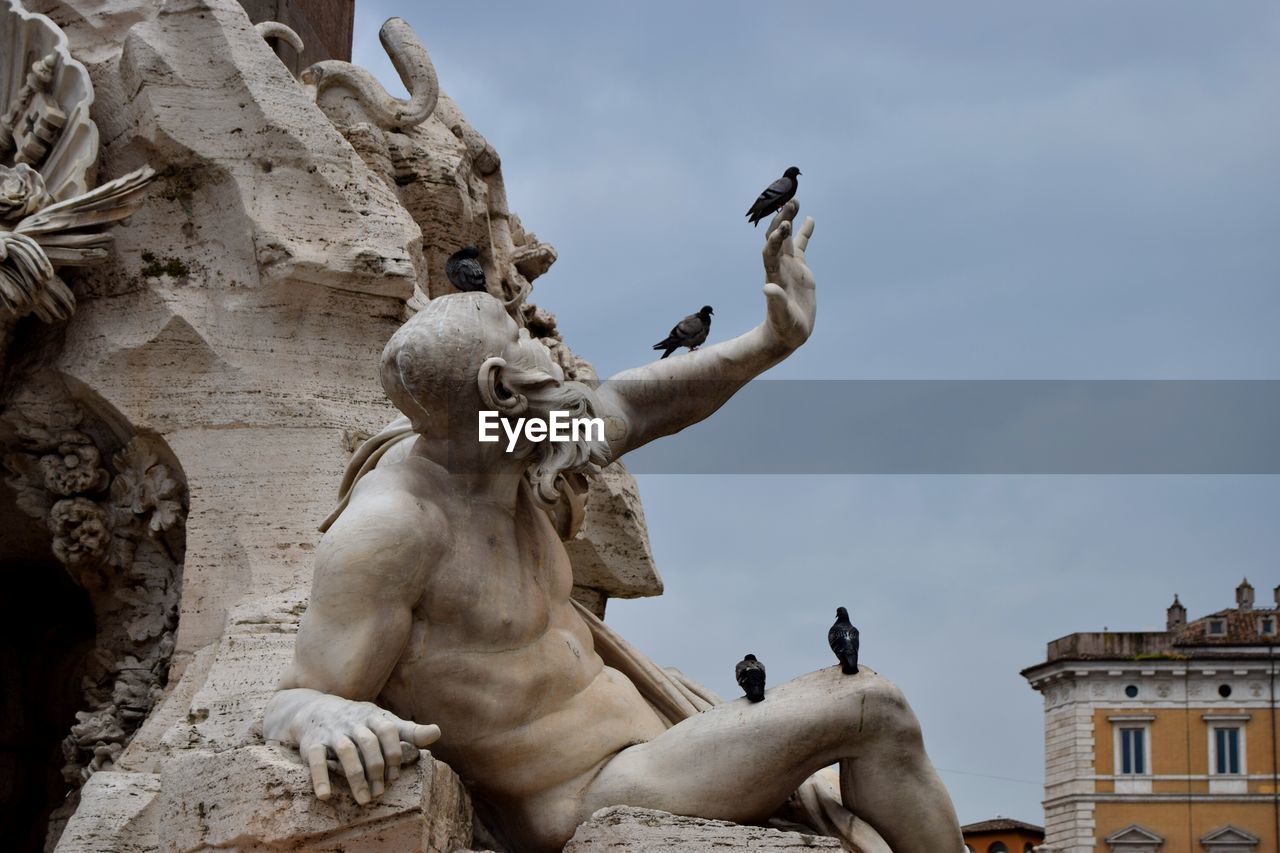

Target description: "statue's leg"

left=579, top=666, right=962, bottom=852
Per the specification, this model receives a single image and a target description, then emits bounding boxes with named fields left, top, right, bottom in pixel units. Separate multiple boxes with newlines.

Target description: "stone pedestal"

left=564, top=806, right=843, bottom=852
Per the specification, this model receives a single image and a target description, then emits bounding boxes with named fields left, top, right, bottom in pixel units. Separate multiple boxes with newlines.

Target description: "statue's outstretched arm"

left=597, top=201, right=816, bottom=458
left=264, top=490, right=441, bottom=804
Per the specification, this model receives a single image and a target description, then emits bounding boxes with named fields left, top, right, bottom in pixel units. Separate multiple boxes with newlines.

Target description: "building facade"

left=1023, top=580, right=1280, bottom=852
left=963, top=816, right=1045, bottom=852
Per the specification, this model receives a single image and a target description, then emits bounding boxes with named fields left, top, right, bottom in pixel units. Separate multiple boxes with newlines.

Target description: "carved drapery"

left=0, top=0, right=154, bottom=323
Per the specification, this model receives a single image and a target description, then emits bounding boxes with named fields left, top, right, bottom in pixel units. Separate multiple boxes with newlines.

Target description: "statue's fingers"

left=794, top=217, right=815, bottom=254
left=396, top=720, right=441, bottom=748
left=763, top=282, right=788, bottom=315
left=352, top=726, right=386, bottom=797
left=304, top=742, right=332, bottom=800
left=333, top=735, right=372, bottom=804
left=765, top=199, right=799, bottom=237
left=370, top=717, right=402, bottom=781
left=763, top=219, right=791, bottom=282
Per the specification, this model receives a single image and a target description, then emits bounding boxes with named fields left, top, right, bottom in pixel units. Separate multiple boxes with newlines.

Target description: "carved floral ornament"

left=0, top=0, right=155, bottom=322
left=1, top=382, right=186, bottom=785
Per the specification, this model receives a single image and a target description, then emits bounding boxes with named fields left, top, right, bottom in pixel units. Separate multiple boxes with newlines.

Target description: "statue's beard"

left=502, top=373, right=612, bottom=507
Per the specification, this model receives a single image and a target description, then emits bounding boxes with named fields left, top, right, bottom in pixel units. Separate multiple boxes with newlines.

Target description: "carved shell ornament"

left=0, top=0, right=154, bottom=322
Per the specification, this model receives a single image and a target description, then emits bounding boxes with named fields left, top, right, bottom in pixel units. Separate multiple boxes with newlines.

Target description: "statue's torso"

left=369, top=458, right=666, bottom=809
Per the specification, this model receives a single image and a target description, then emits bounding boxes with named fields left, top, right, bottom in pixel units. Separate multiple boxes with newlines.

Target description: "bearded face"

left=380, top=293, right=612, bottom=506
left=490, top=330, right=611, bottom=506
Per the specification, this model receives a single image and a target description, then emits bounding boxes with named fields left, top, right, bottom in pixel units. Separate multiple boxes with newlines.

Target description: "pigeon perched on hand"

left=652, top=306, right=713, bottom=359
left=828, top=607, right=860, bottom=675
left=746, top=167, right=800, bottom=227
left=444, top=246, right=487, bottom=293
left=735, top=654, right=766, bottom=703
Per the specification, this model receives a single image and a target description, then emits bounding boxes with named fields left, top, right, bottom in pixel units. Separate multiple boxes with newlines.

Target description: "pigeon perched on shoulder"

left=652, top=306, right=713, bottom=359
left=828, top=607, right=860, bottom=675
left=444, top=246, right=486, bottom=293
left=746, top=167, right=800, bottom=227
left=735, top=654, right=766, bottom=702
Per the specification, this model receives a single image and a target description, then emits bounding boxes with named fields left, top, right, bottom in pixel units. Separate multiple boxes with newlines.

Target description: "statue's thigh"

left=580, top=666, right=902, bottom=824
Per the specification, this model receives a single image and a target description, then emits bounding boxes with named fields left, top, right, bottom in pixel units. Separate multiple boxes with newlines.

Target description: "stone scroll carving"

left=1, top=378, right=186, bottom=788
left=300, top=17, right=441, bottom=132
left=0, top=0, right=154, bottom=322
left=283, top=15, right=557, bottom=311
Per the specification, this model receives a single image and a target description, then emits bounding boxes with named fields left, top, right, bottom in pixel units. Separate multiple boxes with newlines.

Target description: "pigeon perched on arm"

left=444, top=246, right=487, bottom=293
left=746, top=166, right=801, bottom=227
left=828, top=607, right=860, bottom=674
left=652, top=305, right=713, bottom=359
left=735, top=654, right=766, bottom=702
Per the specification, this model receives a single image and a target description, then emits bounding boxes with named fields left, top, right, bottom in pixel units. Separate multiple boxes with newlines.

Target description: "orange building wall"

left=963, top=830, right=1042, bottom=853
left=1091, top=705, right=1280, bottom=851
left=1093, top=707, right=1280, bottom=781
left=1094, top=802, right=1278, bottom=853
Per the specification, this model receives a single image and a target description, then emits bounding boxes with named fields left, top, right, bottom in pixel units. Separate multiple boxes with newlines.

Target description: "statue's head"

left=380, top=292, right=610, bottom=503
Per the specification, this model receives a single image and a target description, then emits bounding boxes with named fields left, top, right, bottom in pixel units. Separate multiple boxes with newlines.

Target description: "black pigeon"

left=828, top=607, right=860, bottom=675
left=745, top=166, right=801, bottom=227
left=652, top=306, right=713, bottom=359
left=444, top=246, right=486, bottom=293
left=735, top=654, right=766, bottom=702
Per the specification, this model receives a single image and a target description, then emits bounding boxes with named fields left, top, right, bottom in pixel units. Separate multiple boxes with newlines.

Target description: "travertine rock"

left=118, top=0, right=419, bottom=299
left=54, top=771, right=162, bottom=853
left=565, top=462, right=663, bottom=600
left=564, top=807, right=843, bottom=852
left=157, top=744, right=471, bottom=853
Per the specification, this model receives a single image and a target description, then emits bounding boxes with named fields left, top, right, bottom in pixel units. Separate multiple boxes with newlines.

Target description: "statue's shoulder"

left=332, top=457, right=450, bottom=544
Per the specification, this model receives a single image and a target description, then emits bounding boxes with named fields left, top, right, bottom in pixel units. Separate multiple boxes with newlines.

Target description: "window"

left=1206, top=618, right=1226, bottom=636
left=1213, top=726, right=1242, bottom=775
left=988, top=844, right=1009, bottom=853
left=1111, top=717, right=1154, bottom=792
left=1124, top=684, right=1139, bottom=698
left=1260, top=615, right=1277, bottom=636
left=1206, top=716, right=1249, bottom=794
left=1119, top=727, right=1146, bottom=774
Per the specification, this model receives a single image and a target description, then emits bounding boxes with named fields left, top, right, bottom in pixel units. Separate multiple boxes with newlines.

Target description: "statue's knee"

left=865, top=679, right=922, bottom=746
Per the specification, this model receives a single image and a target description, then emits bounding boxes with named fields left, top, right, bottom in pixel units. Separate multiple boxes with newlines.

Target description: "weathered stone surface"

left=156, top=744, right=472, bottom=853
left=118, top=0, right=419, bottom=299
left=564, top=806, right=842, bottom=852
left=55, top=771, right=162, bottom=853
left=565, top=462, right=663, bottom=600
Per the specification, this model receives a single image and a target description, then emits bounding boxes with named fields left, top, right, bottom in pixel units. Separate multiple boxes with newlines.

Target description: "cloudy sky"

left=354, top=2, right=1280, bottom=826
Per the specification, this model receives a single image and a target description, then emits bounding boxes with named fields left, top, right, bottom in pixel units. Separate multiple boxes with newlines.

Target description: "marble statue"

left=265, top=203, right=964, bottom=852
left=0, top=1, right=964, bottom=848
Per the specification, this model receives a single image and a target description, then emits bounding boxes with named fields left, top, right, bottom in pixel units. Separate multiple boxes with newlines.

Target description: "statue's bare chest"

left=419, top=495, right=574, bottom=648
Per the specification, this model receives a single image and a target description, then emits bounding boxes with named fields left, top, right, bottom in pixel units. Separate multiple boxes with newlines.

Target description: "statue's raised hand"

left=761, top=200, right=816, bottom=352
left=264, top=688, right=440, bottom=805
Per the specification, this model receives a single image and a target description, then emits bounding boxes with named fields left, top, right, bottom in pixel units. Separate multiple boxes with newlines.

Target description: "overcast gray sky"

left=355, top=2, right=1280, bottom=826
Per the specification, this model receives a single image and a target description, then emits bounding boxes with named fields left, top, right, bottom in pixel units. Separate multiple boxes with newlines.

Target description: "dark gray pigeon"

left=746, top=166, right=800, bottom=227
left=828, top=607, right=860, bottom=674
left=652, top=306, right=713, bottom=359
left=735, top=654, right=766, bottom=702
left=444, top=246, right=486, bottom=293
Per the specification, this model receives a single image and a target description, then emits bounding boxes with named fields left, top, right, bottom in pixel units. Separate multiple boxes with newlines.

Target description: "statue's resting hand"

left=264, top=688, right=440, bottom=805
